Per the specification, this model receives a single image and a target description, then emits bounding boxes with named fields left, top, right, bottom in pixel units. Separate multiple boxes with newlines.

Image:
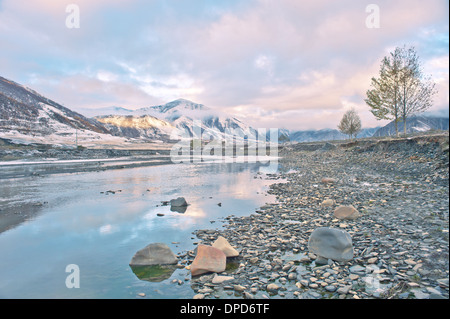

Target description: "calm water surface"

left=0, top=161, right=281, bottom=298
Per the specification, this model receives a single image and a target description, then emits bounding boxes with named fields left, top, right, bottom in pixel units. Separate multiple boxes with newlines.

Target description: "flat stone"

left=337, top=285, right=352, bottom=294
left=349, top=265, right=365, bottom=274
left=404, top=259, right=417, bottom=265
left=348, top=274, right=359, bottom=280
left=333, top=206, right=360, bottom=220
left=321, top=178, right=337, bottom=184
left=321, top=199, right=335, bottom=207
left=234, top=285, right=246, bottom=292
left=212, top=274, right=234, bottom=284
left=308, top=227, right=354, bottom=262
left=437, top=278, right=449, bottom=288
left=426, top=287, right=442, bottom=295
left=190, top=244, right=227, bottom=276
left=212, top=236, right=239, bottom=257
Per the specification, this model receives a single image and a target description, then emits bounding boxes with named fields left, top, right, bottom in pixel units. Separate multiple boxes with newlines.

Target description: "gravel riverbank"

left=180, top=133, right=449, bottom=299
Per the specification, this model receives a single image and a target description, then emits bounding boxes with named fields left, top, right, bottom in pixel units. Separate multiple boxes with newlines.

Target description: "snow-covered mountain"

left=0, top=76, right=109, bottom=136
left=95, top=114, right=174, bottom=140
left=138, top=98, right=207, bottom=120
left=89, top=98, right=260, bottom=141
left=289, top=127, right=380, bottom=143
left=4, top=75, right=446, bottom=148
left=373, top=115, right=449, bottom=137
left=0, top=76, right=140, bottom=146
left=77, top=106, right=134, bottom=117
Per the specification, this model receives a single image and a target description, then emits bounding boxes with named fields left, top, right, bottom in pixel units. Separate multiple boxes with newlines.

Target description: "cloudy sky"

left=0, top=0, right=448, bottom=130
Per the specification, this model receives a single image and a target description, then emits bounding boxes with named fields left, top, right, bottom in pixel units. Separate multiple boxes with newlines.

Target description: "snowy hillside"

left=0, top=76, right=166, bottom=147
left=0, top=76, right=109, bottom=136
left=373, top=115, right=449, bottom=137
left=95, top=115, right=174, bottom=140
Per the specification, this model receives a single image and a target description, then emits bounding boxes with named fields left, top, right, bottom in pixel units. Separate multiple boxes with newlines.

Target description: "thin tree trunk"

left=403, top=116, right=407, bottom=137
left=394, top=120, right=398, bottom=137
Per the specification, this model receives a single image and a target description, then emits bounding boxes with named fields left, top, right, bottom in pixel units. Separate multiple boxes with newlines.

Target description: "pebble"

left=325, top=285, right=337, bottom=292
left=233, top=285, right=246, bottom=292
left=267, top=283, right=280, bottom=293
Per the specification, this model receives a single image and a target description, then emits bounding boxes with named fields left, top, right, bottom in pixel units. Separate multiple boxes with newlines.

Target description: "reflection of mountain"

left=130, top=265, right=177, bottom=282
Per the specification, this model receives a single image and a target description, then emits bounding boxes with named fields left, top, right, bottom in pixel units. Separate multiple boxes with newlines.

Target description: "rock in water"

left=334, top=205, right=360, bottom=220
left=308, top=227, right=354, bottom=262
left=170, top=197, right=188, bottom=207
left=130, top=243, right=178, bottom=266
left=212, top=236, right=239, bottom=257
left=170, top=197, right=188, bottom=213
left=190, top=244, right=227, bottom=276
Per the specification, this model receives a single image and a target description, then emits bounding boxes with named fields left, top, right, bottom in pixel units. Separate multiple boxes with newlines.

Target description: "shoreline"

left=176, top=134, right=449, bottom=299
left=1, top=132, right=448, bottom=299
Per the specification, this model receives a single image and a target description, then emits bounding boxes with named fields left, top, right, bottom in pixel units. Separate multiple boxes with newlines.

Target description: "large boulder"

left=129, top=243, right=178, bottom=266
left=212, top=236, right=239, bottom=257
left=170, top=197, right=188, bottom=213
left=190, top=244, right=226, bottom=276
left=308, top=227, right=354, bottom=262
left=170, top=197, right=188, bottom=207
left=334, top=205, right=360, bottom=220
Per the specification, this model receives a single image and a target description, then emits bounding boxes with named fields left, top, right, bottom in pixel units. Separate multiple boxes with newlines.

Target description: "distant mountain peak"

left=150, top=99, right=208, bottom=113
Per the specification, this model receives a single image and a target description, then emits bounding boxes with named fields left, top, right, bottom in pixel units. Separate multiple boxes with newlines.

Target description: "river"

left=0, top=160, right=281, bottom=298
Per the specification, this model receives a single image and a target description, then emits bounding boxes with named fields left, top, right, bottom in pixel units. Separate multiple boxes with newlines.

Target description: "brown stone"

left=212, top=236, right=239, bottom=257
left=333, top=205, right=360, bottom=220
left=190, top=245, right=226, bottom=276
left=321, top=199, right=335, bottom=207
left=321, top=178, right=337, bottom=184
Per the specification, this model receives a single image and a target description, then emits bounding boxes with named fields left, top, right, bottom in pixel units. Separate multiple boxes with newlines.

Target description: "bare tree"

left=338, top=108, right=362, bottom=140
left=366, top=46, right=437, bottom=137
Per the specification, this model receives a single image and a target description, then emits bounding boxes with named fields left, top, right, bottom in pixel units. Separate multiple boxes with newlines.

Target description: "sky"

left=0, top=0, right=448, bottom=131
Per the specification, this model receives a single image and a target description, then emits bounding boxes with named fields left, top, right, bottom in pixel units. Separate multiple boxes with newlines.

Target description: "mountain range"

left=0, top=75, right=448, bottom=147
